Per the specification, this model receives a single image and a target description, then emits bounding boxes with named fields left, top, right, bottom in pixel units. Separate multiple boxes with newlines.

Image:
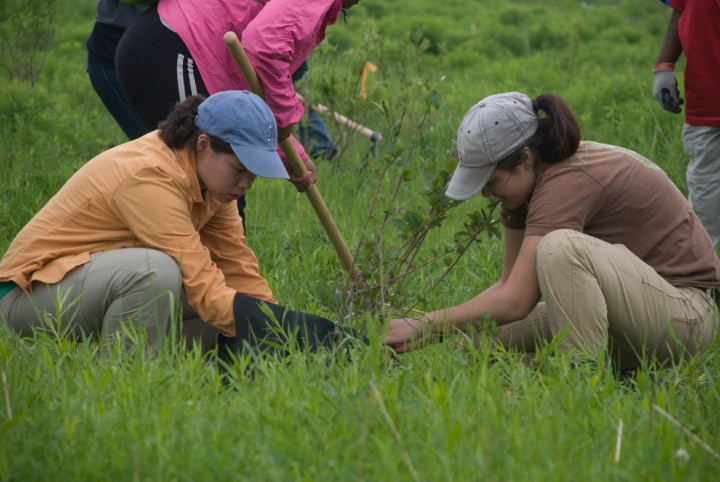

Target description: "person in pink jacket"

left=116, top=0, right=361, bottom=198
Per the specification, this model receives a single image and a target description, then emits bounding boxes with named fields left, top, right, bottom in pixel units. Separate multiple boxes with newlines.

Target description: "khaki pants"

left=498, top=230, right=718, bottom=370
left=0, top=248, right=218, bottom=355
left=683, top=124, right=720, bottom=248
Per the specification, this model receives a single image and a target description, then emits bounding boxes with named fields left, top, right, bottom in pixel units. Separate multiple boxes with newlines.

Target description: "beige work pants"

left=498, top=230, right=718, bottom=370
left=0, top=248, right=218, bottom=355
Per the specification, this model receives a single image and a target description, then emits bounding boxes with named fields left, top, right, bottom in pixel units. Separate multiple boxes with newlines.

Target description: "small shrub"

left=0, top=0, right=57, bottom=86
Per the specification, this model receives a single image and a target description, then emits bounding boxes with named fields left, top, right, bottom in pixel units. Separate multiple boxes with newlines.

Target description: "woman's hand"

left=288, top=156, right=317, bottom=192
left=277, top=124, right=318, bottom=192
left=385, top=317, right=440, bottom=354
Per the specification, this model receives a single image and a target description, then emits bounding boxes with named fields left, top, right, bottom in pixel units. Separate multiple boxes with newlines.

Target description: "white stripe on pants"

left=175, top=54, right=199, bottom=101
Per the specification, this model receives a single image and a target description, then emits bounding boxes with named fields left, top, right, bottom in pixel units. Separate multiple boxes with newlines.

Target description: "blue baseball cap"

left=195, top=90, right=289, bottom=179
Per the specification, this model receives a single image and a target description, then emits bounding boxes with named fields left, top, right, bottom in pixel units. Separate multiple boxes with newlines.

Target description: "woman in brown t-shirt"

left=386, top=91, right=720, bottom=370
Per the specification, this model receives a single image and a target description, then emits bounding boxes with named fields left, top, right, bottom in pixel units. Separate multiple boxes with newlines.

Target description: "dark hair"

left=157, top=95, right=233, bottom=154
left=496, top=93, right=581, bottom=172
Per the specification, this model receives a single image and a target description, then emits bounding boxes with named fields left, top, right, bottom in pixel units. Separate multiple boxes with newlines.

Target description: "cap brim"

left=231, top=145, right=289, bottom=179
left=445, top=163, right=494, bottom=201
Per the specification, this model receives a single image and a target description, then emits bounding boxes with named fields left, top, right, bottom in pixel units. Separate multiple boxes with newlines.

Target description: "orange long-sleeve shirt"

left=0, top=132, right=275, bottom=336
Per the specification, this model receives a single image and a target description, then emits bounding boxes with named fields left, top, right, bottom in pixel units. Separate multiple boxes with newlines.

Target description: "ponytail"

left=527, top=93, right=581, bottom=164
left=157, top=95, right=206, bottom=150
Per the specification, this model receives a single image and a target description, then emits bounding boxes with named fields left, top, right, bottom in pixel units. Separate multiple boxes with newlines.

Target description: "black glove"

left=222, top=292, right=363, bottom=356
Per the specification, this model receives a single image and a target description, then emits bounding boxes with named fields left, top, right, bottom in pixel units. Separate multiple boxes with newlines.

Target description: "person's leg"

left=304, top=109, right=337, bottom=160
left=291, top=60, right=308, bottom=84
left=115, top=7, right=208, bottom=132
left=496, top=303, right=553, bottom=352
left=177, top=295, right=219, bottom=353
left=535, top=229, right=718, bottom=370
left=683, top=124, right=720, bottom=248
left=291, top=61, right=336, bottom=160
left=87, top=50, right=147, bottom=140
left=0, top=248, right=182, bottom=355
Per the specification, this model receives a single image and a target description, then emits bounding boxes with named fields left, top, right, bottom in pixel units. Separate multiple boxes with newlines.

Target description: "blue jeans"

left=298, top=109, right=337, bottom=160
left=87, top=51, right=146, bottom=140
left=292, top=61, right=336, bottom=160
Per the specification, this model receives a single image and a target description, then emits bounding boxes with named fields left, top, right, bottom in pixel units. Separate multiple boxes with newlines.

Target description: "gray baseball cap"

left=195, top=90, right=288, bottom=179
left=446, top=92, right=538, bottom=201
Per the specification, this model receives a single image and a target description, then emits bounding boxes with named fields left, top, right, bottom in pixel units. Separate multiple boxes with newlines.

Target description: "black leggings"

left=115, top=7, right=209, bottom=133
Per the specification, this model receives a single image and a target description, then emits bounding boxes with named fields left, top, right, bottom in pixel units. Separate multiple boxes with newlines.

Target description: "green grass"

left=1, top=0, right=719, bottom=480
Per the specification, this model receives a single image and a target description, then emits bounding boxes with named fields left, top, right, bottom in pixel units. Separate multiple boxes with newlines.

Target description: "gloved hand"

left=224, top=292, right=365, bottom=357
left=653, top=63, right=684, bottom=114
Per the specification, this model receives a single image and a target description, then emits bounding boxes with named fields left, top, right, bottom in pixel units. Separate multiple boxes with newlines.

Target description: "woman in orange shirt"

left=0, top=90, right=339, bottom=355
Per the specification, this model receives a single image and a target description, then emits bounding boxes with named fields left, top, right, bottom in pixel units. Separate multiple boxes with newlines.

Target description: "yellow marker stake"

left=360, top=60, right=377, bottom=100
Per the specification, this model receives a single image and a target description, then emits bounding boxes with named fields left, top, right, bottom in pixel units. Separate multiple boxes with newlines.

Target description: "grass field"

left=1, top=0, right=719, bottom=480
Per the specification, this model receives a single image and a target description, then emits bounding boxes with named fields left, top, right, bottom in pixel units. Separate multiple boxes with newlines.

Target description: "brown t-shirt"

left=501, top=141, right=720, bottom=288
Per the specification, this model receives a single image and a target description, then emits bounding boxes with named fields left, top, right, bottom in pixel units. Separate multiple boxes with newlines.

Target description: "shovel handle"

left=223, top=31, right=361, bottom=281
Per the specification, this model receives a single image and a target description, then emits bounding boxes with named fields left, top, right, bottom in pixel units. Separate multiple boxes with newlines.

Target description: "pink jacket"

left=158, top=0, right=343, bottom=163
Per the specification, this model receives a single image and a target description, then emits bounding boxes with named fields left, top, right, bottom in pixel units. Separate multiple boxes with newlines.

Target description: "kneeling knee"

left=535, top=229, right=577, bottom=266
left=142, top=250, right=182, bottom=293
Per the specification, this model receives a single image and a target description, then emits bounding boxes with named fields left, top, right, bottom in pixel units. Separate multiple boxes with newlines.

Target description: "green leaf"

left=391, top=218, right=406, bottom=230
left=406, top=211, right=422, bottom=229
